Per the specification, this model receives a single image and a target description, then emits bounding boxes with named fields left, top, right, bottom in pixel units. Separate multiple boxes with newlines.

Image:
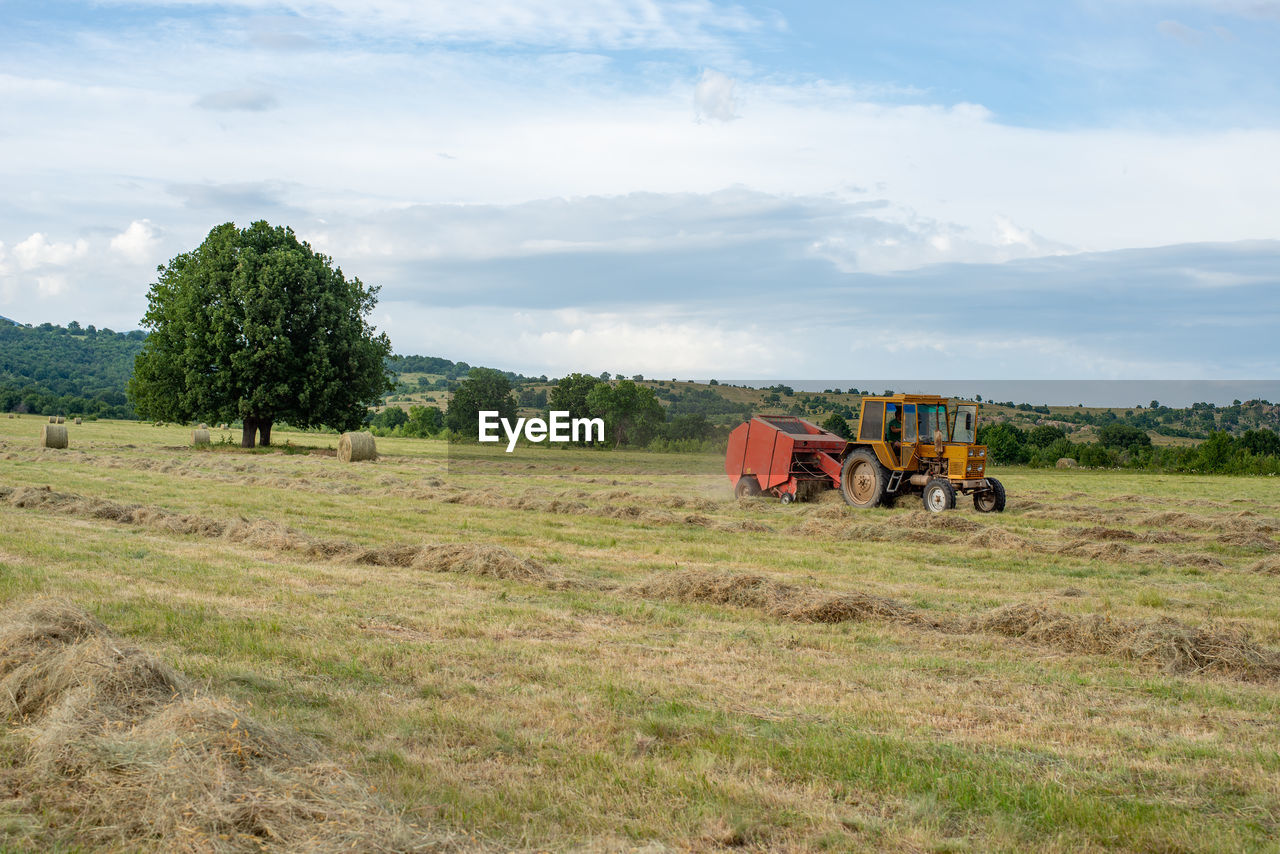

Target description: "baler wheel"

left=840, top=449, right=887, bottom=508
left=780, top=492, right=795, bottom=505
left=734, top=477, right=762, bottom=499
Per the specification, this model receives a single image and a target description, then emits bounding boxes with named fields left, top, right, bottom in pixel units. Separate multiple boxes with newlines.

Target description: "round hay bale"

left=338, top=431, right=377, bottom=462
left=191, top=429, right=211, bottom=447
left=48, top=416, right=57, bottom=423
left=1056, top=458, right=1078, bottom=469
left=56, top=415, right=65, bottom=424
left=74, top=417, right=82, bottom=425
left=198, top=422, right=208, bottom=429
left=41, top=424, right=68, bottom=449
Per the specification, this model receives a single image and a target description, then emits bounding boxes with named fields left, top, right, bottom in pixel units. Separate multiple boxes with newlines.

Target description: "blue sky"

left=1, top=0, right=1277, bottom=379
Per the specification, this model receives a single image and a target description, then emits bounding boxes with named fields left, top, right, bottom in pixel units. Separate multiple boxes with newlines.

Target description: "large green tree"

left=586, top=380, right=665, bottom=447
left=128, top=221, right=392, bottom=447
left=548, top=372, right=603, bottom=443
left=445, top=367, right=517, bottom=437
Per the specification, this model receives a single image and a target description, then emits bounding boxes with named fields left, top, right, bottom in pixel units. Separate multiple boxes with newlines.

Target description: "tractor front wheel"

left=922, top=478, right=956, bottom=513
left=734, top=476, right=762, bottom=499
left=841, top=449, right=888, bottom=508
left=974, top=477, right=1007, bottom=513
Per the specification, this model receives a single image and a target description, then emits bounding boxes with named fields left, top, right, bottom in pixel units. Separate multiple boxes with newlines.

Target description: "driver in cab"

left=884, top=404, right=902, bottom=451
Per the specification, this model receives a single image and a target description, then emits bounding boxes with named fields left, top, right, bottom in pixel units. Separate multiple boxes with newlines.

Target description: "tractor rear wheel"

left=922, top=478, right=956, bottom=513
left=974, top=477, right=1007, bottom=513
left=734, top=476, right=762, bottom=499
left=840, top=449, right=888, bottom=508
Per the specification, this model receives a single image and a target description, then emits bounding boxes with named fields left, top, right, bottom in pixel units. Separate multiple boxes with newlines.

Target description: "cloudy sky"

left=1, top=0, right=1278, bottom=380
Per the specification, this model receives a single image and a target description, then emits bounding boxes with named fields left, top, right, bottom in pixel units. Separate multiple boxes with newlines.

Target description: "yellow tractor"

left=725, top=394, right=1005, bottom=512
left=840, top=394, right=1004, bottom=512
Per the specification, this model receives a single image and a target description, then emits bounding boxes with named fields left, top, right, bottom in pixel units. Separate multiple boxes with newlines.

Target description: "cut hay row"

left=1250, top=557, right=1280, bottom=575
left=631, top=569, right=1279, bottom=680
left=631, top=570, right=924, bottom=626
left=0, top=598, right=439, bottom=852
left=0, top=484, right=554, bottom=584
left=1054, top=539, right=1227, bottom=568
left=1218, top=532, right=1280, bottom=551
left=970, top=602, right=1276, bottom=676
left=790, top=518, right=956, bottom=545
left=354, top=542, right=554, bottom=581
left=794, top=518, right=1236, bottom=567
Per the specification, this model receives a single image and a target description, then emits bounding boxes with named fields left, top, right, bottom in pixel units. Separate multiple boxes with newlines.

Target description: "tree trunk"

left=258, top=420, right=273, bottom=447
left=241, top=417, right=258, bottom=448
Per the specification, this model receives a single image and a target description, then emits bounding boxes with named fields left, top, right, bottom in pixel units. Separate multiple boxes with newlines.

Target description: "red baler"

left=724, top=416, right=847, bottom=503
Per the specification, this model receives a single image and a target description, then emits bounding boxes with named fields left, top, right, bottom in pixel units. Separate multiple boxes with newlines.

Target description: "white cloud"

left=1157, top=20, right=1202, bottom=46
left=1158, top=0, right=1280, bottom=20
left=377, top=303, right=774, bottom=377
left=109, top=220, right=161, bottom=263
left=804, top=209, right=1076, bottom=274
left=36, top=275, right=68, bottom=297
left=991, top=215, right=1072, bottom=256
left=11, top=234, right=88, bottom=270
left=194, top=88, right=279, bottom=111
left=694, top=69, right=739, bottom=121
left=93, top=0, right=766, bottom=51
left=521, top=309, right=771, bottom=376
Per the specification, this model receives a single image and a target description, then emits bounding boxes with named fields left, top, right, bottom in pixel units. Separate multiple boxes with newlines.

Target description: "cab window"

left=901, top=404, right=917, bottom=443
left=920, top=404, right=946, bottom=442
left=950, top=404, right=977, bottom=443
left=883, top=403, right=902, bottom=443
left=859, top=401, right=884, bottom=441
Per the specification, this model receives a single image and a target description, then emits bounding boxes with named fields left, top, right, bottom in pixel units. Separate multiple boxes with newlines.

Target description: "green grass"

left=2, top=413, right=1279, bottom=852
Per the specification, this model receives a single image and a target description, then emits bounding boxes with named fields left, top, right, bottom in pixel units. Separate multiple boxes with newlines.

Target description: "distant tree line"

left=977, top=421, right=1280, bottom=475
left=0, top=317, right=143, bottom=418
left=384, top=354, right=536, bottom=384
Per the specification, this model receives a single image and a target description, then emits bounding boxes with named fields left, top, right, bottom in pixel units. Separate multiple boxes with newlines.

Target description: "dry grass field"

left=1, top=414, right=1278, bottom=852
